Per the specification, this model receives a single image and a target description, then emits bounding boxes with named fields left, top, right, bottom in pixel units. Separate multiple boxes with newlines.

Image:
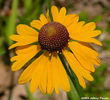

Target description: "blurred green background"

left=0, top=0, right=110, bottom=100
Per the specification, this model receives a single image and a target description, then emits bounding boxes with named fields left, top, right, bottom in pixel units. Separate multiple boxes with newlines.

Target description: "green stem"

left=5, top=1, right=18, bottom=100
left=46, top=0, right=53, bottom=21
left=25, top=85, right=36, bottom=100
left=30, top=0, right=45, bottom=19
left=5, top=0, right=18, bottom=46
left=46, top=0, right=52, bottom=10
left=23, top=0, right=32, bottom=14
left=58, top=53, right=84, bottom=100
left=67, top=77, right=80, bottom=100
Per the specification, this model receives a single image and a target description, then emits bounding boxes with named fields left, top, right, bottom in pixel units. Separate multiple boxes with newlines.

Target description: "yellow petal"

left=59, top=7, right=66, bottom=17
left=51, top=6, right=59, bottom=21
left=56, top=56, right=70, bottom=91
left=47, top=60, right=54, bottom=94
left=46, top=9, right=51, bottom=22
left=51, top=56, right=60, bottom=94
left=11, top=45, right=40, bottom=71
left=51, top=54, right=70, bottom=94
left=40, top=14, right=48, bottom=25
left=30, top=54, right=49, bottom=93
left=87, top=38, right=102, bottom=46
left=63, top=14, right=79, bottom=27
left=82, top=22, right=96, bottom=31
left=15, top=45, right=40, bottom=54
left=10, top=35, right=37, bottom=43
left=9, top=35, right=37, bottom=49
left=82, top=30, right=102, bottom=38
left=69, top=41, right=101, bottom=66
left=63, top=50, right=94, bottom=88
left=68, top=42, right=98, bottom=72
left=51, top=6, right=67, bottom=26
left=68, top=20, right=102, bottom=44
left=18, top=53, right=44, bottom=84
left=9, top=43, right=19, bottom=50
left=30, top=20, right=43, bottom=30
left=39, top=61, right=48, bottom=94
left=17, top=24, right=38, bottom=36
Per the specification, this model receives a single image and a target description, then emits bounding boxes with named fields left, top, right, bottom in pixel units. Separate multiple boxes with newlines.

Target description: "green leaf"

left=90, top=15, right=103, bottom=23
left=25, top=85, right=36, bottom=100
left=67, top=77, right=80, bottom=100
left=103, top=39, right=110, bottom=50
left=94, top=64, right=107, bottom=75
left=58, top=53, right=83, bottom=100
left=79, top=11, right=88, bottom=22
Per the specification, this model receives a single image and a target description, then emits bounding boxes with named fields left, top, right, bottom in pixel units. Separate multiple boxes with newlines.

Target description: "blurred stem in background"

left=5, top=0, right=18, bottom=46
left=30, top=0, right=44, bottom=19
left=46, top=0, right=53, bottom=21
left=4, top=0, right=18, bottom=100
left=26, top=85, right=36, bottom=100
left=23, top=0, right=33, bottom=14
left=47, top=0, right=52, bottom=10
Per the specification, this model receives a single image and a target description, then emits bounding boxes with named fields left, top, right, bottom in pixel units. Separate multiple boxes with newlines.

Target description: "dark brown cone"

left=38, top=22, right=69, bottom=52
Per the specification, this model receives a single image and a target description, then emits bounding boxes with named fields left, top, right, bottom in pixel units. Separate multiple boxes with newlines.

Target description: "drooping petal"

left=11, top=45, right=40, bottom=71
left=30, top=53, right=49, bottom=93
left=51, top=54, right=70, bottom=94
left=63, top=50, right=94, bottom=88
left=47, top=60, right=54, bottom=94
left=68, top=41, right=101, bottom=72
left=56, top=56, right=70, bottom=92
left=18, top=53, right=43, bottom=84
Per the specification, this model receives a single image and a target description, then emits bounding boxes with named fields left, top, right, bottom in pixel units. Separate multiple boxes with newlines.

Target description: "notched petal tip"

left=51, top=5, right=58, bottom=10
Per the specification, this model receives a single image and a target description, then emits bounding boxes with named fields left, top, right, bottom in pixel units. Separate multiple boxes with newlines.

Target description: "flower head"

left=9, top=6, right=102, bottom=94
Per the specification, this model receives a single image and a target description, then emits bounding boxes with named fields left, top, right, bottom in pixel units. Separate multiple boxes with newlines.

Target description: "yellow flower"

left=9, top=6, right=102, bottom=94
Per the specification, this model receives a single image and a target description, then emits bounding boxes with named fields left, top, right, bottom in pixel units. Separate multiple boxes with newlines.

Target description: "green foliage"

left=90, top=15, right=103, bottom=23
left=5, top=0, right=18, bottom=45
left=0, top=38, right=6, bottom=55
left=106, top=21, right=110, bottom=34
left=23, top=0, right=33, bottom=14
left=79, top=11, right=88, bottom=22
left=0, top=0, right=3, bottom=7
left=103, top=39, right=110, bottom=51
left=85, top=64, right=110, bottom=98
left=26, top=85, right=41, bottom=100
left=79, top=12, right=103, bottom=23
left=67, top=78, right=80, bottom=100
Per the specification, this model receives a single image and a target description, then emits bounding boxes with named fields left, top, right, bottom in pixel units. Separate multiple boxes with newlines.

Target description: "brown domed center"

left=38, top=22, right=69, bottom=52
